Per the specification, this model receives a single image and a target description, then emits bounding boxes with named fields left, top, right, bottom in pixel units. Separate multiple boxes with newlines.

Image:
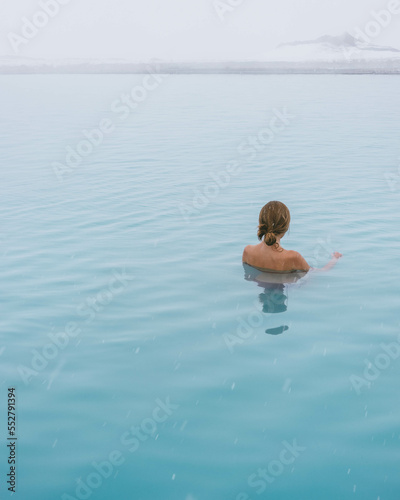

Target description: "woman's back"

left=243, top=242, right=309, bottom=273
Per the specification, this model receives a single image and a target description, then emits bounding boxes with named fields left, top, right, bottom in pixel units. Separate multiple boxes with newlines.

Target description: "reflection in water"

left=265, top=325, right=289, bottom=335
left=258, top=284, right=288, bottom=314
left=243, top=263, right=307, bottom=335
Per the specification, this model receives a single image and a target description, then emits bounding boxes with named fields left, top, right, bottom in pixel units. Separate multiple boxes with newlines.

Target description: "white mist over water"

left=2, top=0, right=400, bottom=62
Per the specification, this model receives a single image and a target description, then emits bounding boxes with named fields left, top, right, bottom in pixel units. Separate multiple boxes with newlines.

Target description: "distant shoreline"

left=2, top=33, right=400, bottom=75
left=1, top=61, right=400, bottom=75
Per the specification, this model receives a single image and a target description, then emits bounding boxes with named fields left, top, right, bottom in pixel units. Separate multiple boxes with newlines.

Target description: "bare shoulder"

left=242, top=244, right=256, bottom=261
left=285, top=250, right=310, bottom=271
left=243, top=244, right=255, bottom=252
left=242, top=244, right=252, bottom=258
left=285, top=250, right=301, bottom=258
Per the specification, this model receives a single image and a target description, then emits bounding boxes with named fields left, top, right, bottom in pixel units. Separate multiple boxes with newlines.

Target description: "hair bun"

left=264, top=232, right=277, bottom=246
left=257, top=225, right=277, bottom=246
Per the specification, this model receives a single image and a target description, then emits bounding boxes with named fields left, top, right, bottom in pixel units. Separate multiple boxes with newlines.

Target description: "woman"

left=242, top=201, right=342, bottom=273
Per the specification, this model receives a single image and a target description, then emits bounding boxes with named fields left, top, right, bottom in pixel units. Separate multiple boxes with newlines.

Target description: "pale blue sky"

left=1, top=0, right=400, bottom=60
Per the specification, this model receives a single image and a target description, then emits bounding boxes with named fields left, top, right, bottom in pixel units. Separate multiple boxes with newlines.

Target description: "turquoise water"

left=1, top=74, right=400, bottom=500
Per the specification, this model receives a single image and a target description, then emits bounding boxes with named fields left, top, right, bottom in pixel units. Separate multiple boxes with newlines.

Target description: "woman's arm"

left=292, top=251, right=343, bottom=272
left=313, top=252, right=343, bottom=272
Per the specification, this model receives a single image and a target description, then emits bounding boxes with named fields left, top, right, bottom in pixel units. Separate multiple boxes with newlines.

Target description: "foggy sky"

left=1, top=0, right=400, bottom=61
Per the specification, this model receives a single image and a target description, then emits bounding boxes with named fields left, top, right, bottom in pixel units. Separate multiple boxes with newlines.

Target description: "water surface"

left=0, top=74, right=399, bottom=500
